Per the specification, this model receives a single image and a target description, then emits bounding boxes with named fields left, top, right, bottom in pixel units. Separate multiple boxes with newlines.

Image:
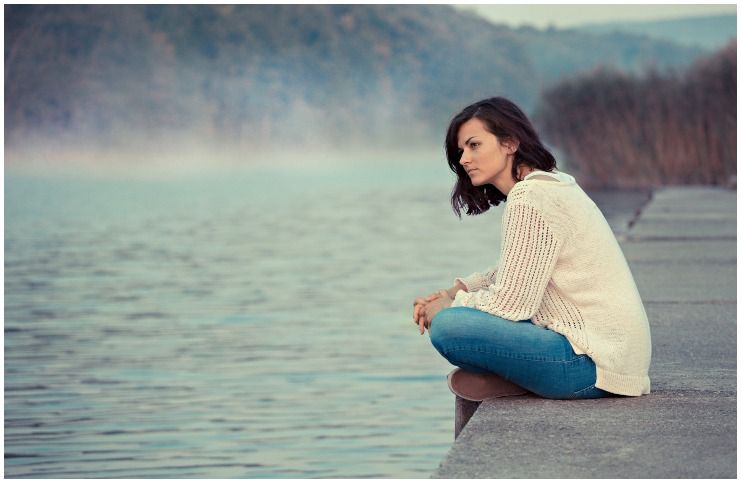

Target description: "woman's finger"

left=414, top=302, right=427, bottom=320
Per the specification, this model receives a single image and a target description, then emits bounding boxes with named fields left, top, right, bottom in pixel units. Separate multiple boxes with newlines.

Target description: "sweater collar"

left=523, top=169, right=575, bottom=184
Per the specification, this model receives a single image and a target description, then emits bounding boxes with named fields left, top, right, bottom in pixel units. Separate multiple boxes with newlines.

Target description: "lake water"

left=4, top=160, right=645, bottom=478
left=5, top=160, right=516, bottom=478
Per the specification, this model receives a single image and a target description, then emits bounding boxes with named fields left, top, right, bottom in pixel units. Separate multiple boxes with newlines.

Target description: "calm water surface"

left=5, top=161, right=512, bottom=478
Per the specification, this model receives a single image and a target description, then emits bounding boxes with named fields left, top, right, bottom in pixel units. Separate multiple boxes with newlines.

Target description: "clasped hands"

left=412, top=288, right=455, bottom=335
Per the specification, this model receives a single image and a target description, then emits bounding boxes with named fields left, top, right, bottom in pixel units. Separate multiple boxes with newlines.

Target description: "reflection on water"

left=5, top=162, right=643, bottom=477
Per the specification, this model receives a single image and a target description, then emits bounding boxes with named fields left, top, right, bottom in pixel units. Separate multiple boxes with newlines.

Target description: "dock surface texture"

left=432, top=186, right=737, bottom=478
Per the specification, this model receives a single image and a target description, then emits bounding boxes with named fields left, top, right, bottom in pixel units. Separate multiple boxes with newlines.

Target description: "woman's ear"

left=504, top=138, right=520, bottom=154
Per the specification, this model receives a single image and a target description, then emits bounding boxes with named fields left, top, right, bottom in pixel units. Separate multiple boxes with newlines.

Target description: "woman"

left=413, top=97, right=651, bottom=400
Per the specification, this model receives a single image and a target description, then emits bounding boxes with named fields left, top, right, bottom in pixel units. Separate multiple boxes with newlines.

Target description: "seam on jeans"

left=573, top=383, right=597, bottom=396
left=445, top=346, right=589, bottom=364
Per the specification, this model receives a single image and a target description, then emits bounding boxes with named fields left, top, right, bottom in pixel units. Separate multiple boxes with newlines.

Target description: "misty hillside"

left=5, top=4, right=710, bottom=151
left=509, top=23, right=707, bottom=87
left=573, top=14, right=736, bottom=50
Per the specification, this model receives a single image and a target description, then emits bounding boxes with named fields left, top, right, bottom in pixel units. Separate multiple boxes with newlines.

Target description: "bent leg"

left=429, top=307, right=612, bottom=399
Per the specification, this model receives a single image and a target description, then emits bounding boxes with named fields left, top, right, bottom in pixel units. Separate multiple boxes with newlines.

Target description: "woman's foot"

left=447, top=368, right=530, bottom=401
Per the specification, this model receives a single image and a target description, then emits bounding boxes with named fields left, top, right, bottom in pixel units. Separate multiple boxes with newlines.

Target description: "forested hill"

left=5, top=4, right=706, bottom=149
left=573, top=14, right=736, bottom=50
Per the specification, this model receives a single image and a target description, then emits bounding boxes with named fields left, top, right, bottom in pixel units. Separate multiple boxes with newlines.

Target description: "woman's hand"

left=412, top=282, right=466, bottom=331
left=413, top=289, right=450, bottom=329
left=413, top=292, right=442, bottom=327
left=422, top=291, right=454, bottom=328
left=416, top=290, right=454, bottom=335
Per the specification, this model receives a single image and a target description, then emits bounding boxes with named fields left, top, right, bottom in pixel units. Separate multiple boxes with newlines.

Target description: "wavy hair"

left=445, top=97, right=557, bottom=218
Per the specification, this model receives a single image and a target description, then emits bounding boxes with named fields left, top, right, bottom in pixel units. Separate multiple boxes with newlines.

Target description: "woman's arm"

left=446, top=279, right=469, bottom=298
left=452, top=265, right=498, bottom=293
left=451, top=201, right=564, bottom=321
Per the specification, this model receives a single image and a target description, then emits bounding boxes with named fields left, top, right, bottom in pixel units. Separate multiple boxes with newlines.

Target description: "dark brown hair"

left=445, top=97, right=557, bottom=218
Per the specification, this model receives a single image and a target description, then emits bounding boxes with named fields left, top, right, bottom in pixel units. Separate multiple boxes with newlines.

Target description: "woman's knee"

left=429, top=307, right=469, bottom=352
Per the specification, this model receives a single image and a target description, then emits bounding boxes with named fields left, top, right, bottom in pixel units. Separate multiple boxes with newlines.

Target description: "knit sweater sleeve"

left=452, top=265, right=498, bottom=292
left=451, top=201, right=565, bottom=321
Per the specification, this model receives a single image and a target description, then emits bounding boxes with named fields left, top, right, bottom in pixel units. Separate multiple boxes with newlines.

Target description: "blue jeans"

left=430, top=307, right=616, bottom=400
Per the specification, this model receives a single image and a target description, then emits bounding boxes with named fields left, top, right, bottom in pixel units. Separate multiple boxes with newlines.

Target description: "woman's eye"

left=471, top=142, right=480, bottom=148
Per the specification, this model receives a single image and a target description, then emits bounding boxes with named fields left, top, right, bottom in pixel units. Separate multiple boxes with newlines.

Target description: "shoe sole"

left=447, top=368, right=530, bottom=402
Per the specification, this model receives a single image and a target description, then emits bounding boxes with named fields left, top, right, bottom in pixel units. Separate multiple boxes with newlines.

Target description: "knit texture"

left=451, top=169, right=652, bottom=396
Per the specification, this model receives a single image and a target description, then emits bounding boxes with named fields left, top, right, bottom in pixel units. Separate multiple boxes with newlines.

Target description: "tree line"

left=533, top=38, right=736, bottom=188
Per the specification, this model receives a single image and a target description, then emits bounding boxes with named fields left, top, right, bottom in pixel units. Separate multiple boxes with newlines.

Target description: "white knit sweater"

left=451, top=169, right=652, bottom=396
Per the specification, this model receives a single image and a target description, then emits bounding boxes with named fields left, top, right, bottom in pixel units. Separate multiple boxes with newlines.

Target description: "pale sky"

left=451, top=3, right=737, bottom=29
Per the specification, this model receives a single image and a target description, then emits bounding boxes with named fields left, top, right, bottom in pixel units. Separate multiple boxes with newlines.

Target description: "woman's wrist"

left=447, top=281, right=468, bottom=299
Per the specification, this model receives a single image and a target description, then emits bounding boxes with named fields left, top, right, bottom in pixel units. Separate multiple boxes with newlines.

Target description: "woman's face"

left=456, top=117, right=518, bottom=188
